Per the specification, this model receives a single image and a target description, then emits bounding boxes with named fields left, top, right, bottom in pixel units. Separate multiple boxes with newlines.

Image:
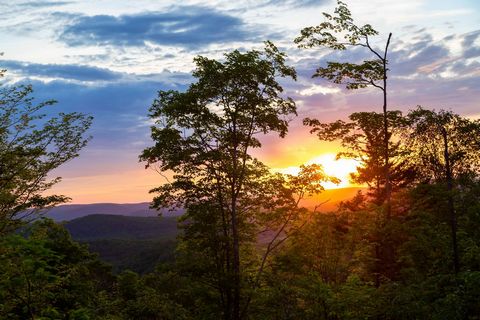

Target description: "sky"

left=1, top=0, right=479, bottom=203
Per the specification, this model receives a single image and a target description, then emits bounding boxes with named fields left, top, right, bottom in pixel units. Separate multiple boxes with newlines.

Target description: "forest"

left=1, top=1, right=480, bottom=319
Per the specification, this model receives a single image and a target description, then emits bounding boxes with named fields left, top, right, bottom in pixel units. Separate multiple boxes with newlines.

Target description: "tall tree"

left=0, top=68, right=93, bottom=234
left=295, top=0, right=394, bottom=215
left=406, top=107, right=480, bottom=274
left=141, top=42, right=299, bottom=320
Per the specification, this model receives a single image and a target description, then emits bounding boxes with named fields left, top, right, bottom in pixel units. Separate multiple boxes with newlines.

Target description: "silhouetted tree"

left=295, top=0, right=394, bottom=215
left=0, top=68, right=92, bottom=234
left=141, top=42, right=314, bottom=320
left=406, top=107, right=480, bottom=274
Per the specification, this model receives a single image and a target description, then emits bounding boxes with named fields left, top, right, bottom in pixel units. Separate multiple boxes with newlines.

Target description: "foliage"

left=296, top=0, right=395, bottom=221
left=0, top=219, right=114, bottom=320
left=140, top=42, right=341, bottom=320
left=64, top=214, right=179, bottom=241
left=106, top=269, right=192, bottom=320
left=405, top=106, right=480, bottom=181
left=0, top=69, right=92, bottom=234
left=295, top=0, right=387, bottom=90
left=140, top=42, right=299, bottom=320
left=1, top=3, right=480, bottom=319
left=305, top=111, right=415, bottom=204
left=85, top=238, right=176, bottom=274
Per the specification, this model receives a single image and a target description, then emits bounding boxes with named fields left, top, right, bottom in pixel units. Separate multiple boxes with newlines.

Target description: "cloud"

left=17, top=78, right=183, bottom=151
left=287, top=27, right=480, bottom=122
left=20, top=1, right=72, bottom=8
left=395, top=44, right=450, bottom=75
left=1, top=59, right=195, bottom=86
left=1, top=60, right=123, bottom=82
left=0, top=77, right=169, bottom=181
left=58, top=6, right=257, bottom=49
left=388, top=30, right=480, bottom=77
left=298, top=84, right=340, bottom=96
left=449, top=60, right=480, bottom=77
left=262, top=0, right=330, bottom=8
left=295, top=28, right=479, bottom=81
left=462, top=30, right=480, bottom=59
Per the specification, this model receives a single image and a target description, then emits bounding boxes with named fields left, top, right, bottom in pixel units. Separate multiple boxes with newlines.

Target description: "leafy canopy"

left=141, top=41, right=297, bottom=211
left=295, top=0, right=387, bottom=90
left=0, top=68, right=93, bottom=234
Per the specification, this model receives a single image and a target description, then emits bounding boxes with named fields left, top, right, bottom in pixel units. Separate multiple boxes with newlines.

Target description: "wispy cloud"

left=261, top=0, right=330, bottom=9
left=1, top=0, right=478, bottom=202
left=19, top=1, right=72, bottom=8
left=462, top=30, right=480, bottom=59
left=1, top=60, right=123, bottom=82
left=298, top=84, right=340, bottom=96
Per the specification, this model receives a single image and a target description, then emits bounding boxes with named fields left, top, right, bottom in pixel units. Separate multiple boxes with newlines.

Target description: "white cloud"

left=298, top=85, right=341, bottom=96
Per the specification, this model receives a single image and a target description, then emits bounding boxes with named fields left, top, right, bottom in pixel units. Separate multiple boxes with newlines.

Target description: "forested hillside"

left=65, top=214, right=179, bottom=273
left=64, top=214, right=178, bottom=240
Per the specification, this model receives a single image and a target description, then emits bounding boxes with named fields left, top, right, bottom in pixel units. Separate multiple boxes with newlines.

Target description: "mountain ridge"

left=44, top=202, right=182, bottom=221
left=44, top=187, right=365, bottom=222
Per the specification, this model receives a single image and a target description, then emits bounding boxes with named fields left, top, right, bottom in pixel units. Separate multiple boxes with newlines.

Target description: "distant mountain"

left=62, top=187, right=364, bottom=242
left=64, top=214, right=178, bottom=241
left=45, top=202, right=183, bottom=221
left=57, top=187, right=365, bottom=273
left=45, top=187, right=364, bottom=222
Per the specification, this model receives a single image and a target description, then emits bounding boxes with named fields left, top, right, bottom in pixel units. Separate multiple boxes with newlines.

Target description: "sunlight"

left=274, top=153, right=360, bottom=189
left=307, top=154, right=360, bottom=189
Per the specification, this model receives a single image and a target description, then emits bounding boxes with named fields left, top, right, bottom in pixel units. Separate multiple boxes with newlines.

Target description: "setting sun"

left=274, top=153, right=360, bottom=189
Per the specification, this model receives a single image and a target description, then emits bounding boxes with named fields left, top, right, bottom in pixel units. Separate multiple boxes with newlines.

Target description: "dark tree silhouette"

left=295, top=0, right=394, bottom=215
left=406, top=107, right=480, bottom=274
left=141, top=42, right=305, bottom=320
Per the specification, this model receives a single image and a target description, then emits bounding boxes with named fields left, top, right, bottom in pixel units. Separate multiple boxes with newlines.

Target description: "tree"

left=405, top=107, right=480, bottom=274
left=295, top=0, right=394, bottom=215
left=0, top=68, right=92, bottom=234
left=240, top=163, right=339, bottom=317
left=104, top=269, right=192, bottom=320
left=141, top=42, right=299, bottom=320
left=0, top=219, right=114, bottom=319
left=304, top=111, right=416, bottom=284
left=304, top=111, right=415, bottom=205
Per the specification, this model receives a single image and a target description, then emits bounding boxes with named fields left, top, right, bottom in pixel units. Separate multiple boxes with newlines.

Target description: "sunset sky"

left=1, top=0, right=479, bottom=203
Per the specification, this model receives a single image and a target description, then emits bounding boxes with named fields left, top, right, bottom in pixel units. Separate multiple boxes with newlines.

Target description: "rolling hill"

left=44, top=202, right=182, bottom=221
left=64, top=214, right=179, bottom=241
left=57, top=187, right=364, bottom=273
left=45, top=187, right=364, bottom=222
left=63, top=214, right=179, bottom=273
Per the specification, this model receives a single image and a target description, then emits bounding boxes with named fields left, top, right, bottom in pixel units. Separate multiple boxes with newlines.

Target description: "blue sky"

left=1, top=0, right=479, bottom=203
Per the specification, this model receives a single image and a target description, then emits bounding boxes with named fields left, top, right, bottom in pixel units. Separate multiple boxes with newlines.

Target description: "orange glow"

left=49, top=152, right=360, bottom=204
left=48, top=152, right=360, bottom=203
left=274, top=153, right=360, bottom=189
left=45, top=167, right=168, bottom=204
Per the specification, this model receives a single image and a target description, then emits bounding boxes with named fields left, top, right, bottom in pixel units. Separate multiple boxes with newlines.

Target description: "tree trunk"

left=379, top=33, right=396, bottom=284
left=441, top=127, right=459, bottom=274
left=231, top=116, right=241, bottom=320
left=383, top=33, right=392, bottom=218
left=232, top=197, right=240, bottom=320
left=221, top=207, right=233, bottom=320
